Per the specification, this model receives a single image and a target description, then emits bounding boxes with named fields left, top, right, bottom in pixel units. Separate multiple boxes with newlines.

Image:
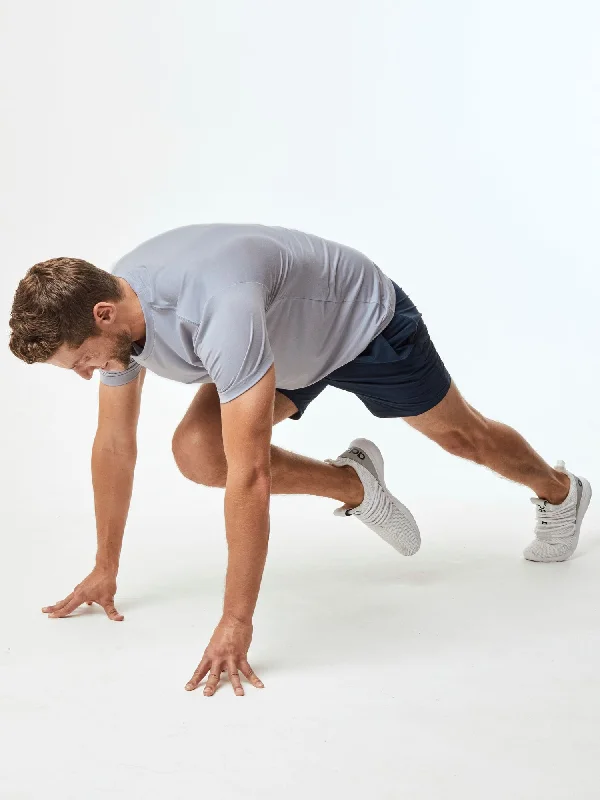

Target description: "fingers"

left=239, top=659, right=264, bottom=689
left=48, top=595, right=84, bottom=618
left=203, top=670, right=221, bottom=697
left=42, top=593, right=75, bottom=614
left=185, top=658, right=210, bottom=692
left=185, top=660, right=224, bottom=695
left=102, top=602, right=124, bottom=622
left=227, top=659, right=244, bottom=696
left=185, top=659, right=264, bottom=695
left=44, top=595, right=122, bottom=620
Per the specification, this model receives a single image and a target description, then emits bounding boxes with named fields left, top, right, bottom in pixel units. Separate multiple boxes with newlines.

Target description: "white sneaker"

left=523, top=460, right=592, bottom=562
left=324, top=438, right=421, bottom=557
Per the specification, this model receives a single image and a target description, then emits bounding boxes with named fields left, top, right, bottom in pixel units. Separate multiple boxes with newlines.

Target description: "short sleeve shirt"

left=99, top=223, right=396, bottom=403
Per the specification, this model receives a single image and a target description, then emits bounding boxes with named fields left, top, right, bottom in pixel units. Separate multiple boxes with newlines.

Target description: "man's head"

left=9, top=257, right=142, bottom=380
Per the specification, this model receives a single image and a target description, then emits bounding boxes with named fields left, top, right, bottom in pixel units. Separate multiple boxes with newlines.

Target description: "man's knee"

left=171, top=425, right=227, bottom=486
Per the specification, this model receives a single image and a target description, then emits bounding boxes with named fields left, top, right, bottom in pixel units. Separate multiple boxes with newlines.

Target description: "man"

left=9, top=223, right=592, bottom=697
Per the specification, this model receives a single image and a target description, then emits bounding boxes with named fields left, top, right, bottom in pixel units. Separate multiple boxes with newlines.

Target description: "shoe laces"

left=353, top=482, right=393, bottom=527
left=530, top=469, right=575, bottom=544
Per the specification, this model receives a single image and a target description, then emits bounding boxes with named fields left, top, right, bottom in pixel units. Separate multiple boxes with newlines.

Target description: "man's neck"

left=117, top=277, right=146, bottom=343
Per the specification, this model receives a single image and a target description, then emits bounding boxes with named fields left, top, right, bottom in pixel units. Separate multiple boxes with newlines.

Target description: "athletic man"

left=9, top=223, right=592, bottom=697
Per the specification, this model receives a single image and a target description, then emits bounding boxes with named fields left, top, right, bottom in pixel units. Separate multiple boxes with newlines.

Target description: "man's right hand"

left=42, top=567, right=124, bottom=621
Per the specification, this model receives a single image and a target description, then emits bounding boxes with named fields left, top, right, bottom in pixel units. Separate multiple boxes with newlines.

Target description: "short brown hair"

left=9, top=257, right=124, bottom=364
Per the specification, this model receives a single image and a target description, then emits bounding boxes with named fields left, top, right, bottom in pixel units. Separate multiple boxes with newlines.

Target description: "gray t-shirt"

left=99, top=224, right=396, bottom=403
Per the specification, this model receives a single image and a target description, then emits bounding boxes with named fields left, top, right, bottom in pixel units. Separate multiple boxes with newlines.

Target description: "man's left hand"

left=185, top=616, right=264, bottom=696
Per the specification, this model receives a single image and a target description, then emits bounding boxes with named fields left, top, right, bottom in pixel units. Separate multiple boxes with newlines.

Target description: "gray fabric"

left=99, top=224, right=396, bottom=403
left=336, top=445, right=379, bottom=481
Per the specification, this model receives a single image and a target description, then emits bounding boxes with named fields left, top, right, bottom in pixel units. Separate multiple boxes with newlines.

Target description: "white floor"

left=2, top=485, right=599, bottom=800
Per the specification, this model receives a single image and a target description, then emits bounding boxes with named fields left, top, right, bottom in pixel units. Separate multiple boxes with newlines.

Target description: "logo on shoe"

left=349, top=447, right=366, bottom=460
left=537, top=500, right=548, bottom=523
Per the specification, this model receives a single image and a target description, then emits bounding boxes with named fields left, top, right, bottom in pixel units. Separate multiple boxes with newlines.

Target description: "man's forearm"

left=91, top=438, right=137, bottom=574
left=222, top=474, right=271, bottom=623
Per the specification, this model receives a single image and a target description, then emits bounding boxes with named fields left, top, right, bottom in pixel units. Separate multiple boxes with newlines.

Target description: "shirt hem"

left=218, top=355, right=275, bottom=404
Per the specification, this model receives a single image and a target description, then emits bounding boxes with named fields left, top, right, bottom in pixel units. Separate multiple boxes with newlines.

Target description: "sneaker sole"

left=569, top=475, right=593, bottom=559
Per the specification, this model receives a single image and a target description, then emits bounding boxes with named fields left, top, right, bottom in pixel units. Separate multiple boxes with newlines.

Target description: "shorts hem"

left=360, top=374, right=452, bottom=418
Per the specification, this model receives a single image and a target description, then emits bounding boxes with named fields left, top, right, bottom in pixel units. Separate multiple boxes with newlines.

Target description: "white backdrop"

left=1, top=2, right=599, bottom=799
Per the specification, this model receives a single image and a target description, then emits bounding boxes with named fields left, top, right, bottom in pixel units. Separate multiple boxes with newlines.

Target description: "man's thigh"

left=175, top=383, right=298, bottom=443
left=402, top=379, right=486, bottom=442
left=172, top=383, right=299, bottom=481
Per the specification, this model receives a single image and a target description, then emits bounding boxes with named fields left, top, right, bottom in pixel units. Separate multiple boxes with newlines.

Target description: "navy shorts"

left=277, top=279, right=452, bottom=420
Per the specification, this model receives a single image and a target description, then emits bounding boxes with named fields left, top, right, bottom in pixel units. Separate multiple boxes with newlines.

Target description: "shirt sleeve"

left=194, top=281, right=274, bottom=403
left=98, top=357, right=143, bottom=387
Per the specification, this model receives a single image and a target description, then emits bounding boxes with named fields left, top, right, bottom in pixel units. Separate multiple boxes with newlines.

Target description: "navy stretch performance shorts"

left=276, top=279, right=452, bottom=421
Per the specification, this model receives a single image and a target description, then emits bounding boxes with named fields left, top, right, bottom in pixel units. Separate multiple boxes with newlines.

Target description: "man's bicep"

left=97, top=366, right=146, bottom=446
left=220, top=363, right=276, bottom=476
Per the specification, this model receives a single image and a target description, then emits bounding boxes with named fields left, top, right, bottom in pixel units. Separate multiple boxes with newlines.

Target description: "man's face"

left=46, top=329, right=134, bottom=380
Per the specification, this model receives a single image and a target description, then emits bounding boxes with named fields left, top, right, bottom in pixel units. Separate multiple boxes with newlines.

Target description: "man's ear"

left=93, top=301, right=117, bottom=327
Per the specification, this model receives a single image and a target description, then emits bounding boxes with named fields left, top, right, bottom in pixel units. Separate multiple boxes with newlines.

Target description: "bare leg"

left=269, top=447, right=364, bottom=506
left=172, top=385, right=365, bottom=507
left=403, top=381, right=570, bottom=505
